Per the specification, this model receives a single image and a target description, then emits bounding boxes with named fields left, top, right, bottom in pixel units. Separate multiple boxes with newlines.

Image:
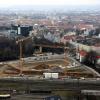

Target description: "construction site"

left=0, top=52, right=98, bottom=79
left=0, top=35, right=99, bottom=80
left=0, top=51, right=100, bottom=100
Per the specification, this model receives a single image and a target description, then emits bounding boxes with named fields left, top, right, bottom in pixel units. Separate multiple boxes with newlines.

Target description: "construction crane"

left=16, top=36, right=69, bottom=75
left=16, top=36, right=33, bottom=75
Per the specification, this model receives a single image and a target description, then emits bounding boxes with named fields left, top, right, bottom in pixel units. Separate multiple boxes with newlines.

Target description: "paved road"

left=0, top=77, right=100, bottom=91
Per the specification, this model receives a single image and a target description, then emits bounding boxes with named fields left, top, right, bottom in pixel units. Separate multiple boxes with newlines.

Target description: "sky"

left=0, top=0, right=100, bottom=7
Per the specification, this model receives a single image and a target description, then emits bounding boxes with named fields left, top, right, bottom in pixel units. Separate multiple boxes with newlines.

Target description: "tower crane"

left=16, top=36, right=33, bottom=75
left=16, top=36, right=69, bottom=75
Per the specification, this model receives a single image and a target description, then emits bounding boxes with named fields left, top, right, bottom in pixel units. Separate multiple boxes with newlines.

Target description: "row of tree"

left=0, top=36, right=34, bottom=61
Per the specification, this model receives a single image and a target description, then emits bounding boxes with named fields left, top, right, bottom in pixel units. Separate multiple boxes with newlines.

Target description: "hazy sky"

left=0, top=0, right=100, bottom=7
